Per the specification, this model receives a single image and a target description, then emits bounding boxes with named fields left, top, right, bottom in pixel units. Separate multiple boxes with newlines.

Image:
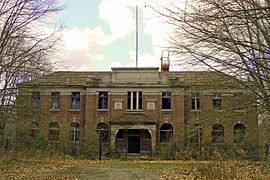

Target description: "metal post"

left=99, top=134, right=102, bottom=160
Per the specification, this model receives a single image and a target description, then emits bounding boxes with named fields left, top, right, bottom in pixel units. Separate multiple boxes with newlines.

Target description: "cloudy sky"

left=54, top=0, right=178, bottom=71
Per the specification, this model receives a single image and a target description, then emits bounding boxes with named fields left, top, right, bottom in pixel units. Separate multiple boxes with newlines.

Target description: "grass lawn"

left=1, top=155, right=270, bottom=179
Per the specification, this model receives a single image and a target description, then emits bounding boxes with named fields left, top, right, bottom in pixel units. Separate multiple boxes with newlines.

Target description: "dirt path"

left=54, top=162, right=162, bottom=180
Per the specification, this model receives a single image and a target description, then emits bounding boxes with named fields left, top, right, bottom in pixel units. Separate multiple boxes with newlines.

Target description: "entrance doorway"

left=128, top=129, right=140, bottom=153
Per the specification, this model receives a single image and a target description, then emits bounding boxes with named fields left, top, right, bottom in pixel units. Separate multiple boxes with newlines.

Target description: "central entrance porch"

left=109, top=113, right=157, bottom=154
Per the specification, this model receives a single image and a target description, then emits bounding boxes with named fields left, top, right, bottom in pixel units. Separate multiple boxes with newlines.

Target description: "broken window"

left=51, top=92, right=60, bottom=109
left=212, top=124, right=224, bottom=144
left=70, top=122, right=80, bottom=142
left=212, top=93, right=222, bottom=109
left=31, top=92, right=40, bottom=109
left=127, top=91, right=142, bottom=110
left=191, top=94, right=200, bottom=110
left=160, top=123, right=173, bottom=143
left=162, top=92, right=172, bottom=109
left=71, top=92, right=80, bottom=109
left=98, top=92, right=108, bottom=109
left=233, top=123, right=245, bottom=144
left=48, top=122, right=59, bottom=142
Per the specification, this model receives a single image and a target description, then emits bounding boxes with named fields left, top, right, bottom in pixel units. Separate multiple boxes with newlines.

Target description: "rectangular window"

left=51, top=92, right=60, bottom=109
left=162, top=92, right=172, bottom=109
left=71, top=92, right=80, bottom=109
left=213, top=93, right=222, bottom=109
left=127, top=91, right=142, bottom=110
left=191, top=94, right=200, bottom=110
left=31, top=92, right=40, bottom=109
left=98, top=92, right=108, bottom=109
left=234, top=92, right=243, bottom=110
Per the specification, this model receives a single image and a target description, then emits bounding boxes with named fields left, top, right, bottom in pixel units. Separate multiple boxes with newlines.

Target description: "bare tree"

left=0, top=0, right=63, bottom=146
left=152, top=0, right=270, bottom=114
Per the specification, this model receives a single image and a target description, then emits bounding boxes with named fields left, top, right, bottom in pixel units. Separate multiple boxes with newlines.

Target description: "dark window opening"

left=116, top=129, right=123, bottom=140
left=212, top=124, right=224, bottom=144
left=213, top=93, right=222, bottom=109
left=32, top=92, right=40, bottom=109
left=160, top=123, right=173, bottom=143
left=71, top=92, right=80, bottom=109
left=48, top=122, right=59, bottom=141
left=51, top=92, right=60, bottom=109
left=127, top=91, right=142, bottom=110
left=233, top=123, right=245, bottom=144
left=191, top=94, right=200, bottom=110
left=162, top=92, right=172, bottom=109
left=145, top=130, right=151, bottom=140
left=234, top=93, right=244, bottom=110
left=98, top=92, right=108, bottom=109
left=97, top=123, right=109, bottom=143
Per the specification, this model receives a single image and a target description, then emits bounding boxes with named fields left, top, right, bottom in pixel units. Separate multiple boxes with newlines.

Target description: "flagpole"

left=136, top=5, right=138, bottom=68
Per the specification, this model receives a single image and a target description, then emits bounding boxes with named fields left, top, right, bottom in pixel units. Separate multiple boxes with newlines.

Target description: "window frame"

left=51, top=92, right=60, bottom=109
left=162, top=92, right=172, bottom=110
left=98, top=91, right=108, bottom=109
left=212, top=124, right=224, bottom=144
left=212, top=93, right=222, bottom=109
left=191, top=93, right=200, bottom=110
left=127, top=91, right=142, bottom=110
left=71, top=92, right=80, bottom=109
left=70, top=122, right=80, bottom=142
left=31, top=92, right=40, bottom=109
left=48, top=122, right=60, bottom=142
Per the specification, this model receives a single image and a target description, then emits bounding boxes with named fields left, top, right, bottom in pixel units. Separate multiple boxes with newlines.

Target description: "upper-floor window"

left=212, top=93, right=222, bottom=109
left=162, top=92, right=171, bottom=109
left=127, top=91, right=142, bottom=110
left=51, top=92, right=60, bottom=109
left=71, top=92, right=80, bottom=109
left=234, top=92, right=244, bottom=110
left=98, top=92, right=108, bottom=109
left=31, top=92, right=40, bottom=109
left=191, top=93, right=200, bottom=110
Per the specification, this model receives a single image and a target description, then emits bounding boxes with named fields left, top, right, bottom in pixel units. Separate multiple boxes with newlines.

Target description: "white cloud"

left=99, top=0, right=135, bottom=39
left=63, top=27, right=112, bottom=52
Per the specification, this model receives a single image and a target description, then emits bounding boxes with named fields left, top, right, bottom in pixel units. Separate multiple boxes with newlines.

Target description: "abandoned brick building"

left=17, top=66, right=258, bottom=154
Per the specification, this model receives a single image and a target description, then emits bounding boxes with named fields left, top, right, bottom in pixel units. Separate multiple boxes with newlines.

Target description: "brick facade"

left=17, top=67, right=258, bottom=154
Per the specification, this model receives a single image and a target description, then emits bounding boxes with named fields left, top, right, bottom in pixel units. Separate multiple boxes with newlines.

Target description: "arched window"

left=212, top=124, right=224, bottom=144
left=48, top=122, right=59, bottom=141
left=97, top=123, right=109, bottom=143
left=233, top=123, right=245, bottom=144
left=160, top=123, right=173, bottom=143
left=70, top=122, right=80, bottom=142
left=190, top=123, right=202, bottom=147
left=30, top=122, right=39, bottom=138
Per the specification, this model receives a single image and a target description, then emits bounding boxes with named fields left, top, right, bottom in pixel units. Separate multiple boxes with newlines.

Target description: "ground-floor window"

left=160, top=123, right=173, bottom=143
left=233, top=123, right=245, bottom=144
left=48, top=122, right=59, bottom=142
left=212, top=124, right=224, bottom=144
left=70, top=122, right=80, bottom=142
left=97, top=123, right=109, bottom=143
